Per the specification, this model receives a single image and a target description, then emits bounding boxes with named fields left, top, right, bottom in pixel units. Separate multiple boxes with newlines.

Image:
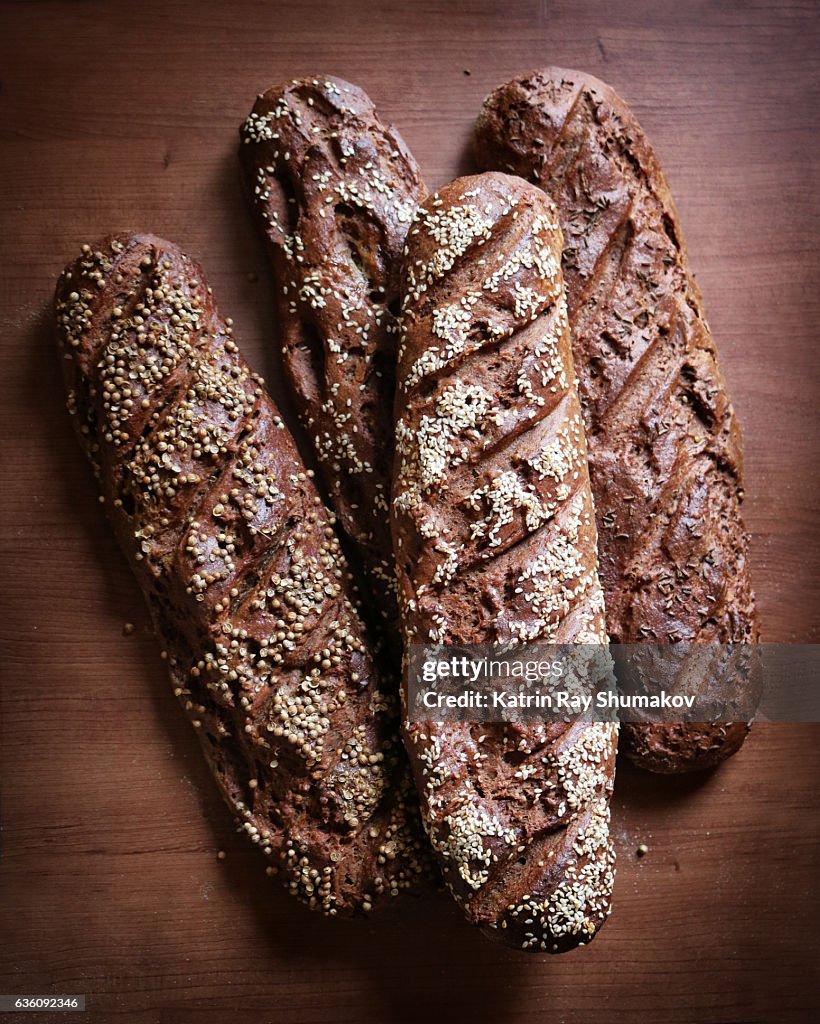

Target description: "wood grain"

left=1, top=1, right=818, bottom=1022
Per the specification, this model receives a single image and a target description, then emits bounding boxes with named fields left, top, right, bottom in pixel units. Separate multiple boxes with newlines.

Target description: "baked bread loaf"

left=393, top=173, right=617, bottom=952
left=55, top=234, right=427, bottom=915
left=475, top=68, right=758, bottom=772
left=240, top=76, right=426, bottom=646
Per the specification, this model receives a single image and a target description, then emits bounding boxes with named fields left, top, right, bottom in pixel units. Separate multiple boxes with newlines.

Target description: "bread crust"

left=393, top=174, right=617, bottom=952
left=475, top=68, right=757, bottom=772
left=240, top=76, right=426, bottom=646
left=55, top=234, right=427, bottom=914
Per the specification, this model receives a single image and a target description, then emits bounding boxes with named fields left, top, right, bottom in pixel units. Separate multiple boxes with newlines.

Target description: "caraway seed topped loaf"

left=55, top=234, right=427, bottom=915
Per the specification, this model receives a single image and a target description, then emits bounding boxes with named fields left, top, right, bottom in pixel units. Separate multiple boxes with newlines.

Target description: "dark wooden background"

left=1, top=2, right=819, bottom=1022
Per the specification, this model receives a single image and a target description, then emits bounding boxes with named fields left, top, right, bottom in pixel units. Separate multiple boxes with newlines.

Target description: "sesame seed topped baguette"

left=475, top=69, right=758, bottom=773
left=240, top=76, right=426, bottom=647
left=55, top=234, right=427, bottom=916
left=393, top=173, right=617, bottom=953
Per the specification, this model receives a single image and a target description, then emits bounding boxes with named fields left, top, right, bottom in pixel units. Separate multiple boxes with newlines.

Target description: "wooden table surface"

left=1, top=2, right=818, bottom=1022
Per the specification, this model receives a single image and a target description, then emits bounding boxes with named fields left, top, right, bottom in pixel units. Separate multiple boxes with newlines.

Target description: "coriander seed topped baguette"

left=240, top=76, right=426, bottom=646
left=56, top=234, right=427, bottom=915
left=393, top=174, right=617, bottom=953
left=475, top=69, right=758, bottom=773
